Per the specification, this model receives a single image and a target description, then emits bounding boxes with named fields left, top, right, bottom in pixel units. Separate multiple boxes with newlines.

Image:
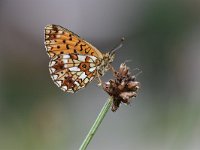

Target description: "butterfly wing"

left=44, top=24, right=104, bottom=93
left=44, top=24, right=103, bottom=59
left=49, top=53, right=99, bottom=93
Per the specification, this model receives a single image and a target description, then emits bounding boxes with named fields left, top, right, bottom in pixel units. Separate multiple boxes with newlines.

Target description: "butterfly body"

left=44, top=24, right=115, bottom=93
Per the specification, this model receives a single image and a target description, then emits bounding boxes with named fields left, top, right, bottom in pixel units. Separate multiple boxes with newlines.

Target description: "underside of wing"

left=49, top=53, right=98, bottom=93
left=44, top=24, right=103, bottom=59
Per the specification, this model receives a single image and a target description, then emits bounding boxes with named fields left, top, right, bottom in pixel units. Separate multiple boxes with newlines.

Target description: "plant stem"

left=79, top=96, right=113, bottom=150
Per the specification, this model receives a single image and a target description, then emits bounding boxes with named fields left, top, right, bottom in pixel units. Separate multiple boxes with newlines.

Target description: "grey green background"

left=1, top=0, right=200, bottom=150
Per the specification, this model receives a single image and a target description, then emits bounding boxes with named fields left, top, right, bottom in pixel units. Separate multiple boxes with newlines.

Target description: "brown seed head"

left=103, top=63, right=140, bottom=111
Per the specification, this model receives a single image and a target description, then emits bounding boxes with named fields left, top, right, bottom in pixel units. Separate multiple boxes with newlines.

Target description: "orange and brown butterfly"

left=44, top=24, right=124, bottom=93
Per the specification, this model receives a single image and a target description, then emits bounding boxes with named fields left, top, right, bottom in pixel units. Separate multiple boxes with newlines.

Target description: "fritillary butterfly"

left=44, top=24, right=123, bottom=93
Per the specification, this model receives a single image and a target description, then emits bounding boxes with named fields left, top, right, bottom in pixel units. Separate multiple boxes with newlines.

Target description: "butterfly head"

left=97, top=52, right=115, bottom=76
left=105, top=51, right=115, bottom=63
left=97, top=38, right=124, bottom=76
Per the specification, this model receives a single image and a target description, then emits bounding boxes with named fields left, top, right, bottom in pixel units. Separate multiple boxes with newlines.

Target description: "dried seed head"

left=127, top=81, right=140, bottom=90
left=103, top=63, right=140, bottom=111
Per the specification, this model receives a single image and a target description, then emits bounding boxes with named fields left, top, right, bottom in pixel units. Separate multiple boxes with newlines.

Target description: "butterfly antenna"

left=110, top=37, right=125, bottom=54
left=133, top=68, right=140, bottom=72
left=135, top=70, right=142, bottom=77
left=124, top=59, right=132, bottom=63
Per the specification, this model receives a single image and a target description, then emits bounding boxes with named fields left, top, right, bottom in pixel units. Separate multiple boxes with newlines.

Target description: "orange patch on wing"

left=69, top=54, right=78, bottom=60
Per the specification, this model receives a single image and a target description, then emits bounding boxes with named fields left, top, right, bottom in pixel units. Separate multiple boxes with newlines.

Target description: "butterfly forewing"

left=44, top=24, right=103, bottom=59
left=44, top=24, right=103, bottom=93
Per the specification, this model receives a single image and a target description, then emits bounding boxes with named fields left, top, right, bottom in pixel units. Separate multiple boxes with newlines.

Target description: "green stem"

left=79, top=97, right=113, bottom=150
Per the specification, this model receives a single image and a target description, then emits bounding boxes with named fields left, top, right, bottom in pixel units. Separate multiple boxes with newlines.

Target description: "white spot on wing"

left=61, top=86, right=68, bottom=91
left=79, top=72, right=87, bottom=80
left=63, top=59, right=68, bottom=64
left=71, top=71, right=76, bottom=74
left=58, top=31, right=63, bottom=34
left=63, top=55, right=70, bottom=59
left=78, top=55, right=86, bottom=61
left=68, top=89, right=74, bottom=93
left=77, top=72, right=82, bottom=76
left=46, top=46, right=51, bottom=51
left=84, top=78, right=89, bottom=84
left=64, top=64, right=68, bottom=68
left=69, top=67, right=80, bottom=72
left=45, top=25, right=53, bottom=29
left=56, top=81, right=62, bottom=86
left=49, top=67, right=56, bottom=73
left=74, top=81, right=80, bottom=86
left=90, top=56, right=97, bottom=61
left=45, top=30, right=50, bottom=34
left=73, top=60, right=80, bottom=63
left=90, top=63, right=96, bottom=67
left=89, top=67, right=96, bottom=72
left=52, top=55, right=59, bottom=60
left=47, top=53, right=51, bottom=57
left=56, top=35, right=61, bottom=38
left=49, top=60, right=56, bottom=67
left=45, top=40, right=50, bottom=44
left=45, top=35, right=49, bottom=39
left=51, top=74, right=58, bottom=80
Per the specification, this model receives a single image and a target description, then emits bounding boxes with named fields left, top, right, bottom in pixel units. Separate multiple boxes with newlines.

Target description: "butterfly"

left=44, top=24, right=124, bottom=93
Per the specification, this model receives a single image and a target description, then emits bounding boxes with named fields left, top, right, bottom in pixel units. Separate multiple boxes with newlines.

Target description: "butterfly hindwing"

left=49, top=53, right=98, bottom=93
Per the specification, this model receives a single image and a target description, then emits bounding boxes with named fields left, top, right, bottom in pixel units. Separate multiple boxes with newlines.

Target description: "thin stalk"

left=79, top=97, right=113, bottom=150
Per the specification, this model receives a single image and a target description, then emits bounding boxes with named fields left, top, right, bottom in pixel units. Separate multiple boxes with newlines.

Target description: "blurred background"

left=1, top=0, right=200, bottom=150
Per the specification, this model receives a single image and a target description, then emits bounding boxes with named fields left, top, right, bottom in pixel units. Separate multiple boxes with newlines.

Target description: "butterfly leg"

left=96, top=72, right=103, bottom=87
left=109, top=64, right=117, bottom=76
